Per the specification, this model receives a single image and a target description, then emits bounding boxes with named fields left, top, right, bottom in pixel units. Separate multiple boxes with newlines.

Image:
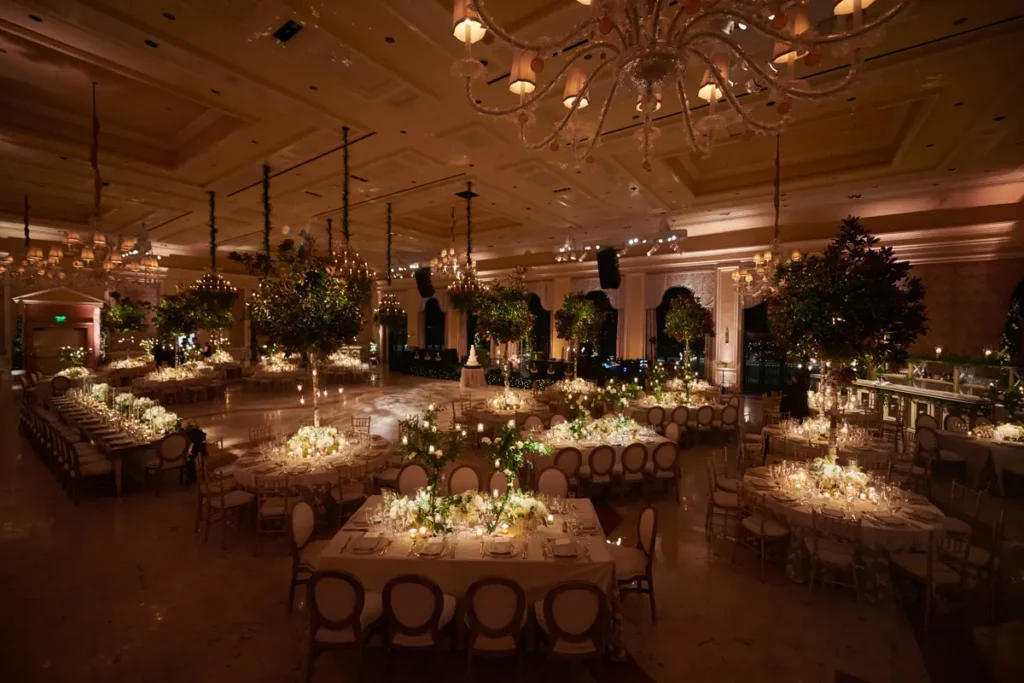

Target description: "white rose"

left=481, top=437, right=492, bottom=445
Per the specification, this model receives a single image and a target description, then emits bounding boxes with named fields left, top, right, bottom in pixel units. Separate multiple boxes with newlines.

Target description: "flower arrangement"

left=140, top=339, right=156, bottom=362
left=382, top=488, right=550, bottom=537
left=542, top=414, right=657, bottom=446
left=108, top=356, right=149, bottom=370
left=397, top=403, right=468, bottom=533
left=488, top=389, right=530, bottom=412
left=260, top=348, right=297, bottom=373
left=209, top=349, right=234, bottom=364
left=89, top=383, right=112, bottom=403
left=282, top=425, right=349, bottom=461
left=551, top=378, right=599, bottom=395
left=60, top=345, right=87, bottom=369
left=983, top=423, right=1024, bottom=444
left=480, top=421, right=549, bottom=532
left=327, top=350, right=366, bottom=369
left=809, top=457, right=870, bottom=495
left=58, top=366, right=91, bottom=380
left=787, top=416, right=832, bottom=442
left=65, top=387, right=180, bottom=437
left=646, top=360, right=669, bottom=396
left=144, top=364, right=209, bottom=382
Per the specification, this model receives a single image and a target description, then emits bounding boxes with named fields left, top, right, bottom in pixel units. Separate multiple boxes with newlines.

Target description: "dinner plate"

left=748, top=479, right=773, bottom=490
left=871, top=514, right=907, bottom=527
left=349, top=535, right=384, bottom=554
left=770, top=491, right=797, bottom=503
left=905, top=506, right=939, bottom=522
left=819, top=506, right=845, bottom=518
left=551, top=541, right=578, bottom=559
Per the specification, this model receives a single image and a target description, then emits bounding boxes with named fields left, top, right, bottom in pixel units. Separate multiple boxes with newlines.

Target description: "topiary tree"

left=247, top=234, right=364, bottom=426
left=664, top=292, right=714, bottom=371
left=102, top=292, right=151, bottom=340
left=476, top=267, right=534, bottom=390
left=153, top=294, right=200, bottom=343
left=767, top=216, right=928, bottom=453
left=555, top=292, right=604, bottom=377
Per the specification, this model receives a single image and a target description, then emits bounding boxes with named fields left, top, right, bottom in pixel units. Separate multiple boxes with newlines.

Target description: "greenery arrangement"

left=767, top=216, right=928, bottom=452
left=188, top=276, right=238, bottom=332
left=101, top=292, right=150, bottom=337
left=59, top=345, right=87, bottom=369
left=479, top=422, right=548, bottom=532
left=664, top=292, right=714, bottom=367
left=153, top=294, right=200, bottom=340
left=245, top=234, right=364, bottom=426
left=555, top=292, right=604, bottom=377
left=476, top=267, right=535, bottom=390
left=996, top=278, right=1023, bottom=367
left=396, top=404, right=468, bottom=533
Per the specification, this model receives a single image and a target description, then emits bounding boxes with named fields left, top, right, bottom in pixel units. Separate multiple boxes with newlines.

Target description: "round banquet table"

left=224, top=435, right=392, bottom=489
left=936, top=429, right=1024, bottom=495
left=761, top=426, right=894, bottom=466
left=460, top=366, right=486, bottom=389
left=530, top=436, right=672, bottom=469
left=809, top=407, right=883, bottom=429
left=468, top=405, right=552, bottom=428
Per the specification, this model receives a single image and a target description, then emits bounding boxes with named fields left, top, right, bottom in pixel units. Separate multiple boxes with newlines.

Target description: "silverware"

left=407, top=541, right=416, bottom=557
left=480, top=540, right=486, bottom=558
left=378, top=539, right=392, bottom=555
left=339, top=536, right=352, bottom=554
left=523, top=541, right=529, bottom=560
left=583, top=543, right=592, bottom=562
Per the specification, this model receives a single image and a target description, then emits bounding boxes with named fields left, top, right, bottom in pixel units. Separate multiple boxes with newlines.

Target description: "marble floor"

left=0, top=376, right=947, bottom=682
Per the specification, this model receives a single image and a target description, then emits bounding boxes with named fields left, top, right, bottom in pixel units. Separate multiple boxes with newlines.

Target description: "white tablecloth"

left=224, top=437, right=392, bottom=490
left=761, top=426, right=893, bottom=465
left=742, top=472, right=945, bottom=552
left=460, top=366, right=486, bottom=389
left=937, top=430, right=1024, bottom=495
left=315, top=496, right=614, bottom=603
left=468, top=406, right=552, bottom=428
left=531, top=437, right=672, bottom=469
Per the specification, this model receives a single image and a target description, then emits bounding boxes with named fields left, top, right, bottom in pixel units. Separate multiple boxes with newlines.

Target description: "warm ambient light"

left=452, top=0, right=486, bottom=44
left=697, top=56, right=728, bottom=101
left=563, top=67, right=589, bottom=109
left=935, top=346, right=943, bottom=356
left=509, top=50, right=536, bottom=94
left=773, top=4, right=811, bottom=64
left=834, top=0, right=877, bottom=16
left=636, top=92, right=662, bottom=113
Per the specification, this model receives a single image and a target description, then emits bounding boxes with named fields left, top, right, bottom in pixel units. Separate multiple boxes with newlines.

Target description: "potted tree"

left=664, top=292, right=714, bottom=373
left=555, top=292, right=604, bottom=378
left=766, top=216, right=927, bottom=455
left=475, top=268, right=534, bottom=390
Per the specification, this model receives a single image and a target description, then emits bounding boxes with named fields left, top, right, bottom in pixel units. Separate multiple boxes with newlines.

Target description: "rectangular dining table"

left=316, top=495, right=615, bottom=603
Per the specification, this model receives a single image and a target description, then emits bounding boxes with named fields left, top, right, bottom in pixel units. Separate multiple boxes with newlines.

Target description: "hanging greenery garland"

left=187, top=191, right=238, bottom=332
left=334, top=125, right=375, bottom=309
left=374, top=202, right=406, bottom=331
left=448, top=181, right=484, bottom=313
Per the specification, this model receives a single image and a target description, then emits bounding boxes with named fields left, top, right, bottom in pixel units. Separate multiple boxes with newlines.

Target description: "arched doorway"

left=527, top=294, right=551, bottom=359
left=423, top=298, right=445, bottom=350
left=741, top=301, right=802, bottom=393
left=580, top=291, right=617, bottom=361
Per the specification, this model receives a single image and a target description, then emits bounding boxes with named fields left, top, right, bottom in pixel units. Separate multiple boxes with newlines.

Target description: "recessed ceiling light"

left=847, top=97, right=856, bottom=102
left=384, top=36, right=395, bottom=44
left=953, top=17, right=968, bottom=25
left=144, top=39, right=159, bottom=48
left=251, top=140, right=258, bottom=144
left=954, top=101, right=964, bottom=107
left=162, top=12, right=176, bottom=21
left=28, top=15, right=42, bottom=22
left=926, top=143, right=934, bottom=147
left=309, top=84, right=319, bottom=91
left=210, top=89, right=220, bottom=94
left=766, top=101, right=776, bottom=107
left=400, top=130, right=407, bottom=134
left=948, top=168, right=956, bottom=172
left=993, top=116, right=1005, bottom=121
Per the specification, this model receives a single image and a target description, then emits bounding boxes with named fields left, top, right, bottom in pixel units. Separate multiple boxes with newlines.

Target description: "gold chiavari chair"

left=807, top=511, right=864, bottom=609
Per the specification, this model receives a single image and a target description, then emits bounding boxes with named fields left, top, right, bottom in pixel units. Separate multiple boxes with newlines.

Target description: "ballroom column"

left=623, top=273, right=646, bottom=359
left=715, top=267, right=741, bottom=389
left=550, top=277, right=571, bottom=360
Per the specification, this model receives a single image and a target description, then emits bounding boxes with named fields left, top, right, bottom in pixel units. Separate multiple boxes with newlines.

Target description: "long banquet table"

left=936, top=429, right=1024, bottom=495
left=531, top=436, right=673, bottom=469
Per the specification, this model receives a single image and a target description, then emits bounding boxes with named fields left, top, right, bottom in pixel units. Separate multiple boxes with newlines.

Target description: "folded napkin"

left=352, top=532, right=380, bottom=552
left=490, top=538, right=512, bottom=555
left=422, top=537, right=444, bottom=556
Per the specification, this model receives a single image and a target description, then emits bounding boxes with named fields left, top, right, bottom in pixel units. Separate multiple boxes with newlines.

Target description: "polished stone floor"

left=0, top=376, right=937, bottom=682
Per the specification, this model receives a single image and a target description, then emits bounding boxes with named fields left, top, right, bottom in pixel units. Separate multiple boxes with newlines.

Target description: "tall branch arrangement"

left=476, top=267, right=534, bottom=389
left=247, top=235, right=364, bottom=426
left=767, top=216, right=927, bottom=453
left=396, top=404, right=467, bottom=532
left=665, top=292, right=714, bottom=369
left=555, top=292, right=604, bottom=376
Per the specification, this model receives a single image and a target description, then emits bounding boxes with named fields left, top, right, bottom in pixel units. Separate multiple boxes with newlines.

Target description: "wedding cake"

left=465, top=346, right=480, bottom=368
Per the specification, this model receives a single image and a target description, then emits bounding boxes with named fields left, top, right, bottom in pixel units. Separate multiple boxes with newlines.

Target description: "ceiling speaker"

left=415, top=267, right=435, bottom=298
left=597, top=247, right=621, bottom=290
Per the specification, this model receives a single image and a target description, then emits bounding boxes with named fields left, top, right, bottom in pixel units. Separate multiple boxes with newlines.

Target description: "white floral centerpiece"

left=58, top=366, right=91, bottom=380
left=108, top=356, right=149, bottom=370
left=382, top=488, right=550, bottom=537
left=89, top=383, right=112, bottom=403
left=281, top=425, right=350, bottom=462
left=787, top=415, right=832, bottom=442
left=542, top=414, right=657, bottom=446
left=983, top=423, right=1024, bottom=444
left=551, top=378, right=599, bottom=395
left=327, top=350, right=366, bottom=370
left=209, top=349, right=234, bottom=364
left=259, top=350, right=298, bottom=373
left=488, top=389, right=530, bottom=412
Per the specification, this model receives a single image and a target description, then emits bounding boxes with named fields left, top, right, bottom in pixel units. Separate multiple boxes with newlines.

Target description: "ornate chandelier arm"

left=623, top=2, right=642, bottom=46
left=469, top=0, right=600, bottom=53
left=572, top=76, right=622, bottom=160
left=671, top=1, right=912, bottom=47
left=463, top=43, right=618, bottom=117
left=674, top=79, right=712, bottom=157
left=685, top=31, right=863, bottom=100
left=686, top=46, right=787, bottom=134
left=651, top=0, right=667, bottom=40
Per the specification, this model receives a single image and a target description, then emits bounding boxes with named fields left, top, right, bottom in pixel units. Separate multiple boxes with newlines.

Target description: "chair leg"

left=288, top=572, right=297, bottom=614
left=647, top=578, right=657, bottom=624
left=807, top=559, right=817, bottom=602
left=305, top=646, right=317, bottom=683
left=759, top=538, right=766, bottom=583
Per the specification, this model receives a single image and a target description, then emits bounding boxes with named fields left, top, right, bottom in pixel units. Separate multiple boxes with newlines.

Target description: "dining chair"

left=488, top=469, right=520, bottom=495
left=716, top=405, right=739, bottom=444
left=464, top=577, right=527, bottom=678
left=553, top=447, right=582, bottom=483
left=331, top=465, right=368, bottom=526
left=254, top=475, right=291, bottom=556
left=523, top=414, right=545, bottom=431
left=51, top=374, right=71, bottom=397
left=943, top=480, right=981, bottom=537
left=289, top=501, right=331, bottom=613
left=891, top=532, right=970, bottom=632
left=534, top=582, right=607, bottom=665
left=610, top=506, right=659, bottom=622
left=732, top=483, right=789, bottom=582
left=710, top=448, right=739, bottom=492
left=351, top=416, right=371, bottom=436
left=695, top=405, right=714, bottom=442
left=916, top=413, right=938, bottom=431
left=915, top=425, right=966, bottom=482
left=645, top=441, right=680, bottom=502
left=806, top=511, right=863, bottom=608
left=397, top=463, right=429, bottom=496
left=616, top=443, right=648, bottom=497
left=705, top=457, right=739, bottom=542
left=536, top=467, right=569, bottom=498
left=738, top=441, right=764, bottom=473
left=549, top=414, right=566, bottom=427
left=447, top=465, right=481, bottom=494
left=248, top=426, right=273, bottom=444
left=664, top=422, right=682, bottom=448
left=145, top=431, right=190, bottom=496
left=203, top=469, right=255, bottom=550
left=306, top=570, right=382, bottom=683
left=381, top=574, right=456, bottom=669
left=579, top=445, right=615, bottom=496
left=58, top=434, right=115, bottom=504
left=646, top=406, right=666, bottom=433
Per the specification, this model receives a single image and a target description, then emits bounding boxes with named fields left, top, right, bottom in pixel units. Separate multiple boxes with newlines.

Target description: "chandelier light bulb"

left=635, top=91, right=662, bottom=113
left=834, top=0, right=876, bottom=16
left=509, top=50, right=537, bottom=94
left=452, top=0, right=487, bottom=44
left=697, top=56, right=728, bottom=101
left=563, top=67, right=589, bottom=109
left=773, top=4, right=811, bottom=64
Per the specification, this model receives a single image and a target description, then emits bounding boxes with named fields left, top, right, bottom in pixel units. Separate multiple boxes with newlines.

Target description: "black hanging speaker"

left=597, top=247, right=621, bottom=289
left=415, top=266, right=435, bottom=298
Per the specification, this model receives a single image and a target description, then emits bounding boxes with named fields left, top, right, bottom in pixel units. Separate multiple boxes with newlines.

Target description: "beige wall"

left=911, top=258, right=1023, bottom=358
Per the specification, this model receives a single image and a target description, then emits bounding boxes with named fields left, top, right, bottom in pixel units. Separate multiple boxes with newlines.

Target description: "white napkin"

left=422, top=537, right=443, bottom=556
left=353, top=531, right=380, bottom=551
left=553, top=538, right=575, bottom=557
left=490, top=538, right=511, bottom=555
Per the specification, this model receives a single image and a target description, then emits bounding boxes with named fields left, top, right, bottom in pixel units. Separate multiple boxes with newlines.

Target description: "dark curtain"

left=527, top=294, right=551, bottom=359
left=424, top=298, right=445, bottom=350
left=581, top=291, right=617, bottom=361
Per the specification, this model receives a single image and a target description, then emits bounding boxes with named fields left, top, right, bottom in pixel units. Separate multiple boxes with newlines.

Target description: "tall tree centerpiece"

left=664, top=292, right=714, bottom=375
left=476, top=267, right=534, bottom=390
left=766, top=216, right=927, bottom=456
left=187, top=192, right=239, bottom=335
left=555, top=292, right=604, bottom=378
left=247, top=235, right=364, bottom=426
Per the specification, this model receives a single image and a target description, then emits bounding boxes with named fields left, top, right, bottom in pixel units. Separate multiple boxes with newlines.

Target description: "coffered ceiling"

left=0, top=0, right=1022, bottom=273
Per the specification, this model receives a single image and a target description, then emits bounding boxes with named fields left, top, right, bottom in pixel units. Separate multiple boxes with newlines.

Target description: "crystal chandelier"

left=451, top=0, right=911, bottom=165
left=335, top=126, right=376, bottom=291
left=188, top=191, right=237, bottom=297
left=732, top=135, right=800, bottom=299
left=448, top=182, right=485, bottom=303
left=431, top=207, right=463, bottom=278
